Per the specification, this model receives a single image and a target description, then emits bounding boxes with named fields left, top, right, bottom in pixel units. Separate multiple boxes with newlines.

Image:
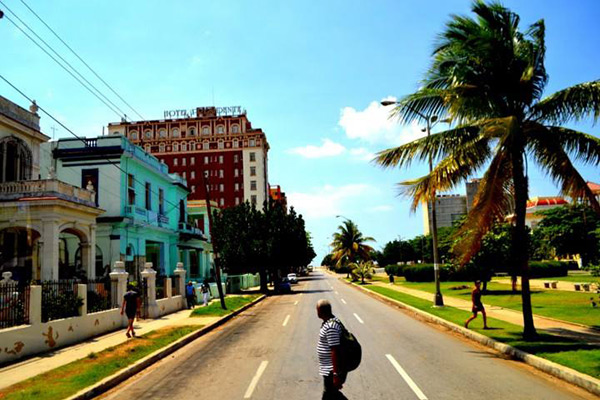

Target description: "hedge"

left=526, top=261, right=569, bottom=278
left=384, top=264, right=404, bottom=277
left=403, top=264, right=450, bottom=282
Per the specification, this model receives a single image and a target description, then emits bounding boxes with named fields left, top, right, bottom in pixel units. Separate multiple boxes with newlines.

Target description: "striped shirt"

left=317, top=317, right=343, bottom=376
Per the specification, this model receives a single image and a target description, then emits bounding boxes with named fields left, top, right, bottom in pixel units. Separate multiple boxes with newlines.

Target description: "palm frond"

left=531, top=80, right=600, bottom=125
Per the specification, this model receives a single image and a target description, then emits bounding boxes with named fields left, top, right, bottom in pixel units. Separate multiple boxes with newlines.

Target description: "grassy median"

left=363, top=284, right=600, bottom=379
left=0, top=326, right=201, bottom=400
left=190, top=294, right=260, bottom=317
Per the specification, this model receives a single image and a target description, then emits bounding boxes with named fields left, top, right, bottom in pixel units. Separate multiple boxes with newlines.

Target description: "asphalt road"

left=101, top=271, right=594, bottom=400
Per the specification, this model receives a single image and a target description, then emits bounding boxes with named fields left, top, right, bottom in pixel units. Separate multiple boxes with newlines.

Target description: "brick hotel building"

left=108, top=106, right=269, bottom=208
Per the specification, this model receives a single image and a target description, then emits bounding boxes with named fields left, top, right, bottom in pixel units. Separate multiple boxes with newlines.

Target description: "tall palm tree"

left=330, top=220, right=375, bottom=272
left=375, top=1, right=600, bottom=339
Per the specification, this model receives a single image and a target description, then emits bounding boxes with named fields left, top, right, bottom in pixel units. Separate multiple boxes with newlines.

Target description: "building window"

left=218, top=140, right=224, bottom=149
left=219, top=169, right=224, bottom=178
left=191, top=157, right=195, bottom=165
left=144, top=144, right=151, bottom=152
left=219, top=155, right=224, bottom=164
left=183, top=171, right=187, bottom=179
left=172, top=128, right=180, bottom=138
left=173, top=143, right=179, bottom=152
left=220, top=198, right=225, bottom=206
left=202, top=126, right=210, bottom=135
left=191, top=171, right=195, bottom=179
left=234, top=154, right=239, bottom=163
left=234, top=168, right=239, bottom=177
left=145, top=182, right=151, bottom=210
left=144, top=130, right=152, bottom=139
left=232, top=125, right=240, bottom=134
left=203, top=141, right=209, bottom=150
left=128, top=174, right=135, bottom=205
left=159, top=143, right=165, bottom=152
left=235, top=197, right=240, bottom=205
left=130, top=131, right=138, bottom=140
left=250, top=152, right=256, bottom=162
left=250, top=180, right=257, bottom=191
left=235, top=183, right=239, bottom=191
left=220, top=184, right=224, bottom=192
left=181, top=142, right=187, bottom=152
left=183, top=157, right=187, bottom=166
left=174, top=158, right=178, bottom=166
left=191, top=185, right=196, bottom=193
left=250, top=166, right=256, bottom=176
left=217, top=125, right=224, bottom=134
left=159, top=129, right=167, bottom=138
left=249, top=139, right=256, bottom=147
left=233, top=139, right=239, bottom=148
left=251, top=195, right=257, bottom=206
left=204, top=156, right=209, bottom=164
left=159, top=188, right=164, bottom=215
left=188, top=127, right=196, bottom=136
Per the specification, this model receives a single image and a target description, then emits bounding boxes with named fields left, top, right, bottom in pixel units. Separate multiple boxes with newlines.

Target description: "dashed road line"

left=385, top=354, right=428, bottom=400
left=244, top=360, right=269, bottom=398
left=353, top=313, right=364, bottom=324
left=341, top=299, right=347, bottom=304
left=294, top=300, right=299, bottom=306
left=335, top=291, right=339, bottom=295
left=282, top=315, right=290, bottom=327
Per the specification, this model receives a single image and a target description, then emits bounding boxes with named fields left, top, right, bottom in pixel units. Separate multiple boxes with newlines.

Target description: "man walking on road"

left=316, top=299, right=348, bottom=400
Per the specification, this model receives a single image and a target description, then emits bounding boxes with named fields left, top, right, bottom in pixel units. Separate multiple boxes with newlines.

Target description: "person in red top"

left=465, top=280, right=489, bottom=329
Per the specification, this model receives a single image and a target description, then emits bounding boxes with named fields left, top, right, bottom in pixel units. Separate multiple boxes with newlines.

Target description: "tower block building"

left=108, top=106, right=269, bottom=209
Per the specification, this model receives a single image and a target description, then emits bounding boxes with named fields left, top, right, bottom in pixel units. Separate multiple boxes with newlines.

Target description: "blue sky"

left=2, top=0, right=599, bottom=264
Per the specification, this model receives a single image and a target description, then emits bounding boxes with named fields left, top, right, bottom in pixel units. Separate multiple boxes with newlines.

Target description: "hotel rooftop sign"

left=163, top=106, right=245, bottom=119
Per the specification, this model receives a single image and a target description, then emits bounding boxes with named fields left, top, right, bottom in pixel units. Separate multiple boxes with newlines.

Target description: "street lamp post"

left=382, top=100, right=444, bottom=307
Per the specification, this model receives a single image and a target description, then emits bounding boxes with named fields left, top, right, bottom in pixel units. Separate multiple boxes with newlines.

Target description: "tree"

left=321, top=253, right=335, bottom=268
left=350, top=260, right=374, bottom=284
left=375, top=1, right=600, bottom=339
left=534, top=204, right=600, bottom=266
left=330, top=220, right=375, bottom=271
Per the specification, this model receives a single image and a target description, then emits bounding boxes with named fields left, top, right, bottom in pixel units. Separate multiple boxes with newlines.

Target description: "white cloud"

left=338, top=97, right=426, bottom=145
left=287, top=138, right=346, bottom=159
left=349, top=147, right=375, bottom=162
left=287, top=183, right=373, bottom=219
left=368, top=205, right=393, bottom=213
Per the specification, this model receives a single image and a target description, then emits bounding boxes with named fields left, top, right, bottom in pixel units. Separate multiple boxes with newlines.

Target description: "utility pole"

left=201, top=169, right=226, bottom=310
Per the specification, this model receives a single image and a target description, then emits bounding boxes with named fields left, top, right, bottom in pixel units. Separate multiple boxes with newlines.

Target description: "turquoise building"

left=46, top=134, right=212, bottom=278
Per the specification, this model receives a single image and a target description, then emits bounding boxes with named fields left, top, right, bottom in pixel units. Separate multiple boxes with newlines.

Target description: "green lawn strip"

left=543, top=275, right=597, bottom=283
left=0, top=325, right=201, bottom=400
left=396, top=281, right=600, bottom=327
left=363, top=284, right=600, bottom=379
left=190, top=294, right=260, bottom=317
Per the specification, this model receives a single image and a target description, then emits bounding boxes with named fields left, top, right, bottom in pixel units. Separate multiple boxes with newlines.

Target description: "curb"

left=342, top=279, right=600, bottom=397
left=66, top=294, right=267, bottom=400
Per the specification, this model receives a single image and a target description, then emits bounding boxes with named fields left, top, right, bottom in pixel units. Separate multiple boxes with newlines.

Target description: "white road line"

left=385, top=354, right=428, bottom=400
left=294, top=301, right=299, bottom=306
left=244, top=360, right=269, bottom=398
left=353, top=313, right=364, bottom=324
left=335, top=291, right=339, bottom=295
left=282, top=315, right=290, bottom=327
left=341, top=299, right=347, bottom=304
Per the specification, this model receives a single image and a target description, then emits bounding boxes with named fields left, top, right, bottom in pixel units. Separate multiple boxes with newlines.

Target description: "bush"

left=384, top=264, right=404, bottom=277
left=403, top=264, right=450, bottom=282
left=527, top=261, right=569, bottom=278
left=446, top=263, right=491, bottom=282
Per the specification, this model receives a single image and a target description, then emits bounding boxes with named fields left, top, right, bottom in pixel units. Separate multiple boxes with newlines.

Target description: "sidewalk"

left=366, top=280, right=600, bottom=345
left=492, top=277, right=598, bottom=292
left=0, top=306, right=219, bottom=390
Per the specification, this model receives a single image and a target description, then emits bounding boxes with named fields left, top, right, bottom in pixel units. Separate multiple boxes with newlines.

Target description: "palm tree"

left=350, top=260, right=374, bottom=284
left=375, top=1, right=600, bottom=339
left=330, top=220, right=375, bottom=274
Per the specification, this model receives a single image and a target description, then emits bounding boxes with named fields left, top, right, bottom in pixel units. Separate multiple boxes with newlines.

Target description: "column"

left=77, top=284, right=87, bottom=315
left=140, top=262, right=158, bottom=318
left=110, top=261, right=128, bottom=311
left=174, top=262, right=186, bottom=305
left=41, top=220, right=59, bottom=280
left=81, top=242, right=92, bottom=279
left=29, top=285, right=42, bottom=325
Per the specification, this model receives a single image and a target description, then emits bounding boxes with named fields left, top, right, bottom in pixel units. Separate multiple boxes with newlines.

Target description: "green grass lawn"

left=190, top=294, right=260, bottom=317
left=0, top=326, right=201, bottom=400
left=363, top=285, right=600, bottom=379
left=395, top=281, right=600, bottom=328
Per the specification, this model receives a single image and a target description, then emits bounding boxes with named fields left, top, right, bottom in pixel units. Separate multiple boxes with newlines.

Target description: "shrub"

left=403, top=264, right=450, bottom=282
left=384, top=264, right=404, bottom=277
left=446, top=263, right=491, bottom=282
left=527, top=261, right=569, bottom=278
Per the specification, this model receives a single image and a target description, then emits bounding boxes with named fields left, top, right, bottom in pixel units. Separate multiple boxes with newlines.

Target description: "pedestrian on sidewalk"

left=465, top=280, right=489, bottom=329
left=186, top=281, right=196, bottom=309
left=201, top=280, right=211, bottom=307
left=121, top=284, right=140, bottom=338
left=316, top=299, right=348, bottom=400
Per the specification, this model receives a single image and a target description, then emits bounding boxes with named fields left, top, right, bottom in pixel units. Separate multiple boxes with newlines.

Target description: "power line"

left=19, top=0, right=145, bottom=121
left=0, top=2, right=128, bottom=120
left=0, top=73, right=185, bottom=218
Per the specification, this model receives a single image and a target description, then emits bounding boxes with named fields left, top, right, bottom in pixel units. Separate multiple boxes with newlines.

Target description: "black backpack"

left=334, top=318, right=362, bottom=372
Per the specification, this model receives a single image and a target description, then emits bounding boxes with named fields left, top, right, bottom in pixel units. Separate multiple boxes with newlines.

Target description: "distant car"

left=278, top=278, right=292, bottom=293
left=287, top=273, right=298, bottom=284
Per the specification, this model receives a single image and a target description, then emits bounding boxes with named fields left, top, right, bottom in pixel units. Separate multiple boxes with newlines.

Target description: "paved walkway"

left=362, top=278, right=600, bottom=345
left=492, top=277, right=598, bottom=292
left=0, top=305, right=219, bottom=390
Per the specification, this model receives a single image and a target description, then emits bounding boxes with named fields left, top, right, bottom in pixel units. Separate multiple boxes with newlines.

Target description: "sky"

left=1, top=0, right=600, bottom=265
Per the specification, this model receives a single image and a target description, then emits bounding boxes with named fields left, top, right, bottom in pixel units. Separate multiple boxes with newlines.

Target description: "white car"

left=287, top=273, right=298, bottom=284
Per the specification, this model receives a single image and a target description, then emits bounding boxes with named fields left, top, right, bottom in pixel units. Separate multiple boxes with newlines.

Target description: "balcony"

left=178, top=222, right=205, bottom=239
left=0, top=179, right=96, bottom=207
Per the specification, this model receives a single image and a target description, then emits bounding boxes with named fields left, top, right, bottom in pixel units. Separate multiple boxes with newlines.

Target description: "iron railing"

left=86, top=278, right=117, bottom=313
left=170, top=275, right=180, bottom=296
left=156, top=275, right=167, bottom=299
left=0, top=282, right=30, bottom=329
left=40, top=280, right=81, bottom=322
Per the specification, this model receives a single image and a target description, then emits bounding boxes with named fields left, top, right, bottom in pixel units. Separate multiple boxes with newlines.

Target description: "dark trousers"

left=186, top=295, right=195, bottom=308
left=322, top=372, right=348, bottom=400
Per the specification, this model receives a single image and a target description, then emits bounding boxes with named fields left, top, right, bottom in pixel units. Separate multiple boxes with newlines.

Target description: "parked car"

left=287, top=273, right=298, bottom=284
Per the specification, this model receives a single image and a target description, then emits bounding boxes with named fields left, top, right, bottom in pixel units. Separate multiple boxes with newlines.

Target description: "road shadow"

left=290, top=289, right=332, bottom=294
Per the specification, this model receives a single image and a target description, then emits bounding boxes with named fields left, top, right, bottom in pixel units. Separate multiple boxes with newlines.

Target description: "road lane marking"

left=282, top=315, right=290, bottom=327
left=294, top=301, right=299, bottom=305
left=385, top=354, right=428, bottom=400
left=335, top=291, right=339, bottom=295
left=341, top=299, right=347, bottom=304
left=353, top=313, right=364, bottom=324
left=244, top=360, right=269, bottom=398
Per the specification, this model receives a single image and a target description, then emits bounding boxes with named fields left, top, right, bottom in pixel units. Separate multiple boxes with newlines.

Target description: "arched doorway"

left=59, top=228, right=89, bottom=280
left=0, top=227, right=41, bottom=282
left=75, top=245, right=104, bottom=279
left=0, top=136, right=32, bottom=182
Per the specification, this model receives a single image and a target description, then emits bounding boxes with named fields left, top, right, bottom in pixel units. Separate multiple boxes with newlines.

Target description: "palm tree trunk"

left=511, top=148, right=537, bottom=340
